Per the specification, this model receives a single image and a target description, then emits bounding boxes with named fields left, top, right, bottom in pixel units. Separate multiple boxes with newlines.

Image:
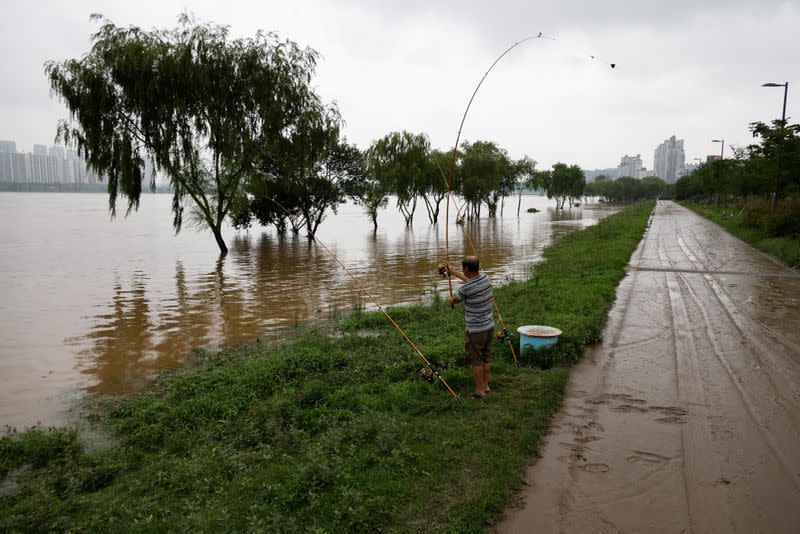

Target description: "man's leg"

left=483, top=362, right=491, bottom=393
left=470, top=365, right=485, bottom=397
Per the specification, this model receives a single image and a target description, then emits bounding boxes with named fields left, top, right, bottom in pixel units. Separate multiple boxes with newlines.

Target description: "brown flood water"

left=0, top=193, right=619, bottom=428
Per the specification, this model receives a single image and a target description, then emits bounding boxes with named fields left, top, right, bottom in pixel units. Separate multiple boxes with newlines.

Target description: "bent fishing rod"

left=266, top=196, right=462, bottom=404
left=442, top=34, right=548, bottom=301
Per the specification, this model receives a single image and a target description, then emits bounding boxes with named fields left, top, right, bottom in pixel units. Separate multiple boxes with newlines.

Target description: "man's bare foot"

left=468, top=392, right=485, bottom=399
left=484, top=387, right=491, bottom=393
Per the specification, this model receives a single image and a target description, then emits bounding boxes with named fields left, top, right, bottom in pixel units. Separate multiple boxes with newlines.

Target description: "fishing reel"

left=495, top=328, right=510, bottom=343
left=437, top=262, right=450, bottom=278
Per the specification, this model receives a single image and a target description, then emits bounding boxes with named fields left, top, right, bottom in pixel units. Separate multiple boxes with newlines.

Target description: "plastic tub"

left=517, top=325, right=562, bottom=351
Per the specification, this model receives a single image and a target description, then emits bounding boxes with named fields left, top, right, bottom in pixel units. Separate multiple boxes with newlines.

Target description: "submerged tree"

left=545, top=163, right=585, bottom=209
left=46, top=14, right=320, bottom=253
left=418, top=149, right=449, bottom=224
left=513, top=156, right=537, bottom=217
left=239, top=105, right=367, bottom=239
left=459, top=140, right=510, bottom=219
left=367, top=131, right=429, bottom=226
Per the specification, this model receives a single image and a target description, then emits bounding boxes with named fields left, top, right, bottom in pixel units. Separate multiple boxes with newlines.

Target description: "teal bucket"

left=517, top=325, right=562, bottom=351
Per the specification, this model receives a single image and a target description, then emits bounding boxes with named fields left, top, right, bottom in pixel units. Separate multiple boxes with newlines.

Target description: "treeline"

left=585, top=175, right=673, bottom=202
left=48, top=16, right=564, bottom=252
left=45, top=15, right=661, bottom=253
left=675, top=119, right=800, bottom=239
left=231, top=132, right=549, bottom=235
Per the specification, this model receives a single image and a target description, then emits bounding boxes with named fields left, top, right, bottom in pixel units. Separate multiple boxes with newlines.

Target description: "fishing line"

left=266, top=197, right=462, bottom=403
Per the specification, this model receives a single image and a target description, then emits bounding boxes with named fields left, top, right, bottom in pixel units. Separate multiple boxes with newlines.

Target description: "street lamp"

left=712, top=139, right=724, bottom=160
left=762, top=82, right=789, bottom=122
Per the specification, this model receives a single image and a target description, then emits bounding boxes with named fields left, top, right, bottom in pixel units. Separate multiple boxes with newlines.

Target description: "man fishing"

left=446, top=256, right=494, bottom=399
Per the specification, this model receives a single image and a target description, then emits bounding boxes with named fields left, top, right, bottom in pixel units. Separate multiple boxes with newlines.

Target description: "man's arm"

left=445, top=263, right=469, bottom=282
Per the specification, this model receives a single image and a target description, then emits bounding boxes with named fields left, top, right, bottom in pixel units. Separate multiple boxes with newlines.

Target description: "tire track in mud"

left=667, top=211, right=800, bottom=486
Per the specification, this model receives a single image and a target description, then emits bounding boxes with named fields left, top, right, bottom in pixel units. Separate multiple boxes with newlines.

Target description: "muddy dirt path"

left=498, top=201, right=800, bottom=533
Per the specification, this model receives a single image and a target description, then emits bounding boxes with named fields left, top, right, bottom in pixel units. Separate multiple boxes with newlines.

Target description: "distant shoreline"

left=0, top=182, right=173, bottom=194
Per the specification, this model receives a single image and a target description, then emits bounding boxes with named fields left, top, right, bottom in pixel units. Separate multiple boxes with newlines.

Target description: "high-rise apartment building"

left=617, top=154, right=643, bottom=178
left=0, top=153, right=12, bottom=181
left=0, top=141, right=101, bottom=184
left=48, top=146, right=65, bottom=159
left=654, top=135, right=685, bottom=183
left=0, top=141, right=17, bottom=154
left=11, top=153, right=30, bottom=182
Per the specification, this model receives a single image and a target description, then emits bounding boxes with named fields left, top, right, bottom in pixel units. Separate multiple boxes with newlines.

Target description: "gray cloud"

left=1, top=0, right=798, bottom=169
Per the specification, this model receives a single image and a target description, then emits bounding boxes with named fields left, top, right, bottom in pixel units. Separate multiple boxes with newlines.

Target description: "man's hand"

left=449, top=295, right=460, bottom=305
left=446, top=263, right=468, bottom=282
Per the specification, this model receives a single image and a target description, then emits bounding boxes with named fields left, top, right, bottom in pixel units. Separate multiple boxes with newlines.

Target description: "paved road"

left=498, top=201, right=800, bottom=533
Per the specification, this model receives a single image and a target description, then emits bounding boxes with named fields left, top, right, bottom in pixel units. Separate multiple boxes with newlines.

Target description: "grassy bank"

left=1, top=202, right=653, bottom=532
left=680, top=202, right=800, bottom=268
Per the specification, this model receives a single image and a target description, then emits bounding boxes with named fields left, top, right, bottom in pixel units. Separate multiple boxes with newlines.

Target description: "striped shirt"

left=456, top=272, right=494, bottom=333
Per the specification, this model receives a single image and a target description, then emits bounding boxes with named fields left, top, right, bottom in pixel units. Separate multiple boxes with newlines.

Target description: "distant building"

left=48, top=146, right=65, bottom=160
left=636, top=168, right=655, bottom=179
left=0, top=153, right=12, bottom=181
left=11, top=153, right=30, bottom=182
left=706, top=155, right=720, bottom=163
left=617, top=154, right=643, bottom=178
left=0, top=140, right=105, bottom=184
left=654, top=135, right=685, bottom=183
left=681, top=163, right=700, bottom=176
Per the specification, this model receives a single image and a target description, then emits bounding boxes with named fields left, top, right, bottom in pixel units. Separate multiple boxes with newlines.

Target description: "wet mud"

left=498, top=201, right=800, bottom=533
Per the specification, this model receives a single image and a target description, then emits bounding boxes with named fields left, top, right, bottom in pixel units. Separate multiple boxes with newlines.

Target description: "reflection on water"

left=0, top=193, right=619, bottom=427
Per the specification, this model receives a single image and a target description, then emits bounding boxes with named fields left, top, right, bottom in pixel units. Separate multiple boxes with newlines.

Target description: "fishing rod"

left=266, top=196, right=462, bottom=404
left=440, top=34, right=546, bottom=320
left=437, top=33, right=615, bottom=364
left=433, top=156, right=520, bottom=367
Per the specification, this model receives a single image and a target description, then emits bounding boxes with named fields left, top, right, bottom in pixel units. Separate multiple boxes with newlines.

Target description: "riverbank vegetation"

left=674, top=119, right=799, bottom=268
left=0, top=202, right=653, bottom=532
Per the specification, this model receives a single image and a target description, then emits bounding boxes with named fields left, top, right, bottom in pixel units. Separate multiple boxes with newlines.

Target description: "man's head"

left=462, top=255, right=480, bottom=276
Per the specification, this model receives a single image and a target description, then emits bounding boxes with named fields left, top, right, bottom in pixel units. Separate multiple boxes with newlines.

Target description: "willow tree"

left=46, top=14, right=319, bottom=253
left=459, top=140, right=509, bottom=219
left=367, top=131, right=429, bottom=226
left=241, top=105, right=368, bottom=239
left=546, top=163, right=586, bottom=209
left=514, top=156, right=537, bottom=217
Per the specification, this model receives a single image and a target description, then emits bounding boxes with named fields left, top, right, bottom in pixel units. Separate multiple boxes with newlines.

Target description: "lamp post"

left=712, top=139, right=724, bottom=160
left=762, top=82, right=788, bottom=122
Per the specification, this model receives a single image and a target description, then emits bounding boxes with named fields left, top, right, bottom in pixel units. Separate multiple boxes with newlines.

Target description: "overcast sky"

left=2, top=0, right=798, bottom=170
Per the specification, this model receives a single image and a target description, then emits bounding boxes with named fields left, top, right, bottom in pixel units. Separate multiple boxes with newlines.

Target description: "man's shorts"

left=464, top=328, right=493, bottom=366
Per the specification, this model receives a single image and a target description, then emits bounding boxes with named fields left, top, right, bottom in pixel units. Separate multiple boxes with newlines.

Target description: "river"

left=0, top=193, right=619, bottom=428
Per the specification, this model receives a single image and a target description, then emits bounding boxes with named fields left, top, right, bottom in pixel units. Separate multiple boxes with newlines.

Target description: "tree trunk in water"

left=517, top=192, right=522, bottom=217
left=213, top=226, right=228, bottom=254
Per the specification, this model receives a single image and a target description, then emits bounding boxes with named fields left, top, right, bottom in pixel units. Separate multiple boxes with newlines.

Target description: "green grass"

left=0, top=202, right=653, bottom=532
left=681, top=202, right=800, bottom=268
